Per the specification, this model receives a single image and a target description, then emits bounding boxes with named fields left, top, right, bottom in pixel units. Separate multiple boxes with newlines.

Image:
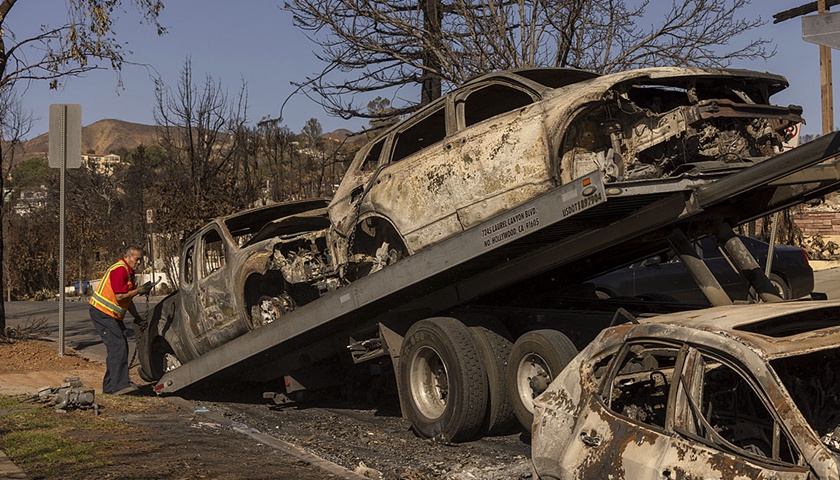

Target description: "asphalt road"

left=5, top=266, right=840, bottom=363
left=4, top=295, right=162, bottom=363
left=814, top=265, right=840, bottom=299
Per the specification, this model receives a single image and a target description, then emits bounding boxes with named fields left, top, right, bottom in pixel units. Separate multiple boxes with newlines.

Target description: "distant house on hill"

left=82, top=153, right=122, bottom=174
left=13, top=185, right=48, bottom=216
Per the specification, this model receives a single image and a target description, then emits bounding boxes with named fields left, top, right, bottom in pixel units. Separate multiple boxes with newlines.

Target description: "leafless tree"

left=286, top=0, right=771, bottom=121
left=0, top=0, right=165, bottom=333
left=152, top=58, right=253, bottom=281
left=153, top=57, right=251, bottom=232
left=0, top=88, right=31, bottom=329
left=0, top=0, right=164, bottom=91
left=257, top=118, right=301, bottom=201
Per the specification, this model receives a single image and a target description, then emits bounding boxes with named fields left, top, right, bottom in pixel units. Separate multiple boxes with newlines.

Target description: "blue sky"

left=7, top=1, right=838, bottom=140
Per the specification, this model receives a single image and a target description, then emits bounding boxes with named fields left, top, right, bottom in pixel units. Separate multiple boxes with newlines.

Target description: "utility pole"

left=776, top=1, right=839, bottom=134
left=820, top=0, right=835, bottom=134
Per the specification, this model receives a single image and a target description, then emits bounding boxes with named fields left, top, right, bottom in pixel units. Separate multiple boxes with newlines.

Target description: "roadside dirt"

left=0, top=340, right=532, bottom=479
left=0, top=340, right=339, bottom=479
left=0, top=340, right=110, bottom=395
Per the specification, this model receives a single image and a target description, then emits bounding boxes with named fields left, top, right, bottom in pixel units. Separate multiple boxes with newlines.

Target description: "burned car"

left=137, top=199, right=332, bottom=379
left=532, top=301, right=840, bottom=480
left=138, top=67, right=803, bottom=380
left=330, top=67, right=802, bottom=271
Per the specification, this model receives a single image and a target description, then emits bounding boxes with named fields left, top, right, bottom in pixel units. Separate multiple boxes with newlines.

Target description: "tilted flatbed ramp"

left=155, top=132, right=840, bottom=394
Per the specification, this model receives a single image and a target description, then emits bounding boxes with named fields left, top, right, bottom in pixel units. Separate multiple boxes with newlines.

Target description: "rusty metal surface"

left=330, top=66, right=802, bottom=258
left=532, top=301, right=840, bottom=479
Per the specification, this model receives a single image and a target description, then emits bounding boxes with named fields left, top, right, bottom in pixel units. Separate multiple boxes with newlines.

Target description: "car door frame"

left=558, top=340, right=688, bottom=479
left=193, top=222, right=236, bottom=352
left=175, top=236, right=204, bottom=357
left=663, top=346, right=813, bottom=479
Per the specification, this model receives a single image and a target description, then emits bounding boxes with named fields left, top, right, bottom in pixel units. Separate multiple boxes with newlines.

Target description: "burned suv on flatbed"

left=138, top=66, right=803, bottom=381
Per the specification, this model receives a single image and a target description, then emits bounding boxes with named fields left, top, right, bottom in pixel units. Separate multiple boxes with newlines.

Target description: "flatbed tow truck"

left=152, top=132, right=840, bottom=442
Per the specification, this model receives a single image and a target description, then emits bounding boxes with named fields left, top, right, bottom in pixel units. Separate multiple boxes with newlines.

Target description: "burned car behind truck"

left=532, top=301, right=840, bottom=480
left=138, top=66, right=803, bottom=382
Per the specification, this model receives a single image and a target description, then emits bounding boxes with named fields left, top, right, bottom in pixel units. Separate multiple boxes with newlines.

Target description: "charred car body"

left=532, top=301, right=840, bottom=480
left=138, top=67, right=805, bottom=416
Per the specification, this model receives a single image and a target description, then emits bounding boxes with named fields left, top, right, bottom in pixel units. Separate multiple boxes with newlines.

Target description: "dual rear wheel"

left=398, top=317, right=577, bottom=441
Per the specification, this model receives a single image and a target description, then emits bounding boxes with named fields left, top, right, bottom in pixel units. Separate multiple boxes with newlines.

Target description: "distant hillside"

left=22, top=119, right=159, bottom=159
left=20, top=119, right=362, bottom=162
left=326, top=128, right=354, bottom=141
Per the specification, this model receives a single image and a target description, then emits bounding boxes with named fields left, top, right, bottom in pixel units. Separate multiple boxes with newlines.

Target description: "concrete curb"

left=0, top=448, right=28, bottom=479
left=164, top=396, right=371, bottom=480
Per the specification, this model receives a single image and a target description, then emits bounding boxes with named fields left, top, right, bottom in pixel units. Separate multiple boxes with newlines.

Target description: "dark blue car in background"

left=590, top=235, right=814, bottom=304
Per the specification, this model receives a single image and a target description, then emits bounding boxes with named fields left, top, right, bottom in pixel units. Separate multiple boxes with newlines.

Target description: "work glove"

left=137, top=281, right=153, bottom=296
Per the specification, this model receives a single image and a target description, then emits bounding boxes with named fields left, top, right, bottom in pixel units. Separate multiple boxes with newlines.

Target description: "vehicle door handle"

left=580, top=431, right=602, bottom=447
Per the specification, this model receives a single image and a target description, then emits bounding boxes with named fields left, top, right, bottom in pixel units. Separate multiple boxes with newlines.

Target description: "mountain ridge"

left=20, top=119, right=357, bottom=160
left=22, top=119, right=160, bottom=159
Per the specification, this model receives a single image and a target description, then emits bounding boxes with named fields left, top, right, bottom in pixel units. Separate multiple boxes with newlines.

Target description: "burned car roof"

left=632, top=300, right=840, bottom=358
left=222, top=198, right=329, bottom=239
left=362, top=66, right=792, bottom=146
left=178, top=198, right=330, bottom=247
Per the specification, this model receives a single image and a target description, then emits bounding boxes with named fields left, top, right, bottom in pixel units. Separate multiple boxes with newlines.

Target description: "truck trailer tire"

left=459, top=315, right=516, bottom=436
left=398, top=317, right=489, bottom=443
left=507, top=329, right=578, bottom=431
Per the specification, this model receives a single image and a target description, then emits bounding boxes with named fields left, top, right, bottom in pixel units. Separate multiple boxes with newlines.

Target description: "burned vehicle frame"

left=137, top=199, right=332, bottom=380
left=328, top=66, right=802, bottom=271
left=532, top=301, right=840, bottom=480
left=138, top=66, right=803, bottom=381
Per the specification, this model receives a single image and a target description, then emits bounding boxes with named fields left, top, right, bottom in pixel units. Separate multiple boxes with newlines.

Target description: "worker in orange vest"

left=89, top=246, right=153, bottom=394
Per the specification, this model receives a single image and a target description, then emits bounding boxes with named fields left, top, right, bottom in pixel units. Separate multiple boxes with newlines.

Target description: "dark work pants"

left=89, top=306, right=130, bottom=393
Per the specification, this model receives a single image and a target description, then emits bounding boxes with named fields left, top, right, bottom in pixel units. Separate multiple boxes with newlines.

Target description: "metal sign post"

left=49, top=104, right=81, bottom=356
left=146, top=208, right=156, bottom=294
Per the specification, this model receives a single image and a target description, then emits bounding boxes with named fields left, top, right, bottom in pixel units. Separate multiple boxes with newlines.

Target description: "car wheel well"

left=141, top=336, right=180, bottom=381
left=243, top=270, right=302, bottom=328
left=244, top=270, right=286, bottom=309
left=352, top=216, right=409, bottom=258
left=768, top=272, right=791, bottom=300
left=346, top=216, right=409, bottom=280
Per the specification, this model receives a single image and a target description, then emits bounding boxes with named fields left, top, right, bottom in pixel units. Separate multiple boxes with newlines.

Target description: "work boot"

left=112, top=383, right=139, bottom=395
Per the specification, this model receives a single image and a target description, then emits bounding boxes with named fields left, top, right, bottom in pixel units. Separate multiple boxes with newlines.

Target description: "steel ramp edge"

left=695, top=132, right=840, bottom=207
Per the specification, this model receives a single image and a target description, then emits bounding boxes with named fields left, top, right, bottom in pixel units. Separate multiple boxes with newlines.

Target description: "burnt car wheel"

left=507, top=329, right=578, bottom=431
left=398, top=317, right=488, bottom=443
left=249, top=294, right=296, bottom=329
left=139, top=337, right=181, bottom=382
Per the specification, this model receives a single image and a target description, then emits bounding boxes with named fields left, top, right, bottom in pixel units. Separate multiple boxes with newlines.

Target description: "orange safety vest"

left=90, top=260, right=136, bottom=320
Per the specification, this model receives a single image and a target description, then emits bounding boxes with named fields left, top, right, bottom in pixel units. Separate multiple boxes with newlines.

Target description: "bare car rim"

left=251, top=294, right=295, bottom=327
left=164, top=352, right=182, bottom=373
